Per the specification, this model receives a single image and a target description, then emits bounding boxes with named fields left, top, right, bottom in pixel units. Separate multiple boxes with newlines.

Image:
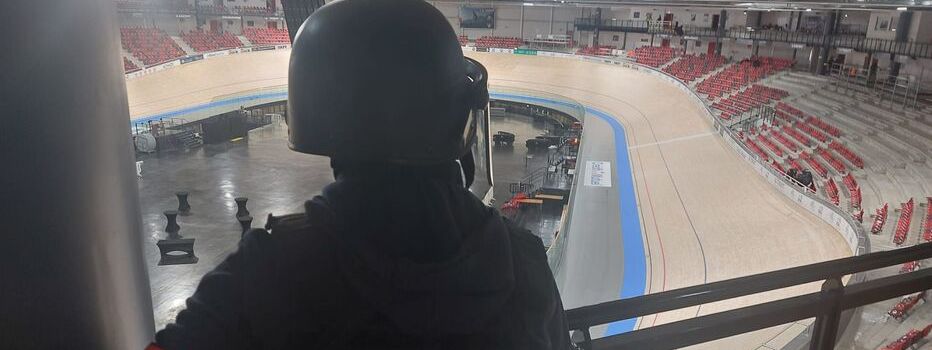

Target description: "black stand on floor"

left=157, top=210, right=198, bottom=265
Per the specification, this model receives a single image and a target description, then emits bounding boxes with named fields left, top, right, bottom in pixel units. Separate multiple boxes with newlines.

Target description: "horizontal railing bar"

left=587, top=268, right=932, bottom=349
left=566, top=242, right=932, bottom=329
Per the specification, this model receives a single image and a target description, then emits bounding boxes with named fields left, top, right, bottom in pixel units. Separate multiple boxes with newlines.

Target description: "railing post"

left=809, top=277, right=844, bottom=350
left=571, top=328, right=593, bottom=350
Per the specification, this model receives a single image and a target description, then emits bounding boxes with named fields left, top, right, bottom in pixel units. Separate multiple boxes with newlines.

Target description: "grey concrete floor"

left=139, top=116, right=564, bottom=329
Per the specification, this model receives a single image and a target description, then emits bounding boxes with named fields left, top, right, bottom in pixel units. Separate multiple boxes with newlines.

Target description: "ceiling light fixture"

left=896, top=6, right=908, bottom=10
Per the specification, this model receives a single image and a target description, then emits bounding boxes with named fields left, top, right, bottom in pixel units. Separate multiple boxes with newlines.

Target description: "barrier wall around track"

left=124, top=44, right=289, bottom=80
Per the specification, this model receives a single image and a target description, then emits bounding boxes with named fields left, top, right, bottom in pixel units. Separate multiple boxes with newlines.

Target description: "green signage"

left=514, top=48, right=538, bottom=56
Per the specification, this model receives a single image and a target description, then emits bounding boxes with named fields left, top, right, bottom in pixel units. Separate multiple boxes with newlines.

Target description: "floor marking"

left=629, top=131, right=715, bottom=149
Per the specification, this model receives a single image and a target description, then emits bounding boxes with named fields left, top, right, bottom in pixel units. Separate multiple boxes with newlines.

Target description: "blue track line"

left=491, top=93, right=646, bottom=336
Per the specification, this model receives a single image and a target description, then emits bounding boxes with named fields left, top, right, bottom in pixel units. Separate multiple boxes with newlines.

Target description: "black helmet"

left=287, top=0, right=489, bottom=164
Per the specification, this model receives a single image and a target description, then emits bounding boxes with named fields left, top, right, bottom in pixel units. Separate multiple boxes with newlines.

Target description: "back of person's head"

left=287, top=0, right=488, bottom=166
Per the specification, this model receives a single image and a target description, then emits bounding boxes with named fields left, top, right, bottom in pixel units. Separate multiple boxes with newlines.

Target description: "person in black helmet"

left=152, top=0, right=571, bottom=349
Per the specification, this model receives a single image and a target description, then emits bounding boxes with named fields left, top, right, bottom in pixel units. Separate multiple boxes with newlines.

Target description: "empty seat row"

left=696, top=56, right=793, bottom=98
left=711, top=84, right=787, bottom=120
left=828, top=141, right=864, bottom=168
left=475, top=36, right=523, bottom=49
left=825, top=178, right=840, bottom=206
left=123, top=57, right=139, bottom=72
left=120, top=26, right=185, bottom=66
left=872, top=203, right=889, bottom=234
left=181, top=29, right=242, bottom=52
left=924, top=197, right=932, bottom=242
left=628, top=46, right=676, bottom=68
left=815, top=147, right=847, bottom=174
left=662, top=54, right=725, bottom=82
left=243, top=28, right=290, bottom=46
left=892, top=198, right=914, bottom=246
left=577, top=45, right=616, bottom=56
left=799, top=152, right=828, bottom=178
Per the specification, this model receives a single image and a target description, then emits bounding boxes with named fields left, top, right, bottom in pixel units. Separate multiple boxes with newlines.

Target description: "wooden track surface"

left=127, top=50, right=852, bottom=349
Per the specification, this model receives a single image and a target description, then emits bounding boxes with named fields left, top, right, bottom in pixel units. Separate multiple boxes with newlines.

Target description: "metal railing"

left=577, top=19, right=932, bottom=59
left=567, top=242, right=932, bottom=349
left=574, top=18, right=672, bottom=33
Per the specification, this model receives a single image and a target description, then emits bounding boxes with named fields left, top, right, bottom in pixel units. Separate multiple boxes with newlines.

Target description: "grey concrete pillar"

left=715, top=9, right=727, bottom=55
left=1, top=1, right=155, bottom=349
left=817, top=11, right=839, bottom=75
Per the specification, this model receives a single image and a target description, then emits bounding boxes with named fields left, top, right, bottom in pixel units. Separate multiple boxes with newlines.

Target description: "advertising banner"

left=180, top=54, right=204, bottom=64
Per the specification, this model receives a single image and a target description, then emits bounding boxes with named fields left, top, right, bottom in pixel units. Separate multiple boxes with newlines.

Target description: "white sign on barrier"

left=585, top=161, right=612, bottom=187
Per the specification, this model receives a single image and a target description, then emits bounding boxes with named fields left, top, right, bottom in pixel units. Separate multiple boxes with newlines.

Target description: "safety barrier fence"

left=124, top=44, right=290, bottom=80
left=568, top=243, right=932, bottom=349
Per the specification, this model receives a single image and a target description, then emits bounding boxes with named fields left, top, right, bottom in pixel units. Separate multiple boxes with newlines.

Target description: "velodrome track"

left=127, top=50, right=852, bottom=349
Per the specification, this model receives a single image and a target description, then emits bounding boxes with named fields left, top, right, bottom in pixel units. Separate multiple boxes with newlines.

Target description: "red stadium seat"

left=243, top=28, right=290, bottom=46
left=181, top=29, right=242, bottom=52
left=120, top=26, right=186, bottom=66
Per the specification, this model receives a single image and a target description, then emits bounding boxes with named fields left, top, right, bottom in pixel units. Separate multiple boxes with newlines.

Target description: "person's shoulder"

left=500, top=216, right=548, bottom=263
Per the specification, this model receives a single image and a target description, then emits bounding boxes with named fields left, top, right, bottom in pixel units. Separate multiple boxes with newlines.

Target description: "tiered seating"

left=243, top=28, right=290, bottom=46
left=577, top=45, right=615, bottom=56
left=795, top=122, right=829, bottom=143
left=120, top=27, right=185, bottom=66
left=711, top=84, right=788, bottom=120
left=758, top=134, right=783, bottom=158
left=887, top=291, right=926, bottom=320
left=475, top=36, right=523, bottom=49
left=825, top=178, right=840, bottom=205
left=696, top=57, right=793, bottom=98
left=805, top=116, right=842, bottom=137
left=924, top=198, right=932, bottom=242
left=123, top=57, right=138, bottom=72
left=234, top=6, right=271, bottom=15
left=783, top=126, right=812, bottom=147
left=743, top=136, right=769, bottom=161
left=663, top=54, right=725, bottom=82
left=770, top=159, right=785, bottom=173
left=879, top=324, right=932, bottom=350
left=772, top=129, right=799, bottom=152
left=871, top=203, right=889, bottom=234
left=828, top=141, right=863, bottom=168
left=628, top=46, right=676, bottom=67
left=799, top=152, right=827, bottom=178
left=892, top=198, right=914, bottom=246
left=900, top=261, right=920, bottom=274
left=458, top=35, right=468, bottom=46
left=181, top=30, right=242, bottom=52
left=842, top=173, right=861, bottom=208
left=787, top=157, right=804, bottom=171
left=815, top=147, right=847, bottom=173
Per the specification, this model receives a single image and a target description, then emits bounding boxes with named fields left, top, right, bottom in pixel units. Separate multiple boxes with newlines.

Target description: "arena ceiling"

left=450, top=0, right=932, bottom=11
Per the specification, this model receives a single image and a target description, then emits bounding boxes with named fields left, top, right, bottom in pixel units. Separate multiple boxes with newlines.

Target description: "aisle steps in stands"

left=171, top=36, right=196, bottom=56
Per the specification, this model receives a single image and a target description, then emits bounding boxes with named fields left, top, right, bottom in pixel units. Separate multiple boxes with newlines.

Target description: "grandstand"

left=243, top=27, right=290, bottom=46
left=662, top=54, right=725, bottom=82
left=627, top=46, right=676, bottom=67
left=180, top=29, right=242, bottom=52
left=120, top=26, right=186, bottom=66
left=123, top=57, right=139, bottom=72
left=474, top=36, right=523, bottom=49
